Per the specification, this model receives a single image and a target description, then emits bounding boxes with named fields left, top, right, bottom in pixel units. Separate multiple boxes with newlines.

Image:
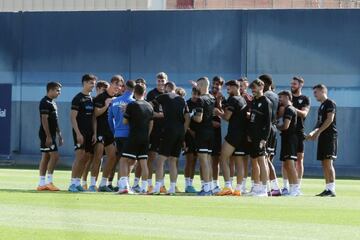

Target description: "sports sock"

left=230, top=177, right=234, bottom=187
left=190, top=178, right=193, bottom=186
left=169, top=182, right=176, bottom=193
left=326, top=182, right=336, bottom=192
left=133, top=177, right=140, bottom=187
left=39, top=176, right=46, bottom=186
left=283, top=179, right=289, bottom=190
left=119, top=177, right=127, bottom=189
left=185, top=177, right=190, bottom=188
left=81, top=179, right=87, bottom=186
left=75, top=178, right=81, bottom=186
left=154, top=181, right=162, bottom=192
left=213, top=180, right=219, bottom=188
left=141, top=180, right=148, bottom=192
left=70, top=178, right=76, bottom=186
left=161, top=179, right=165, bottom=187
left=147, top=178, right=153, bottom=187
left=100, top=177, right=107, bottom=187
left=251, top=180, right=255, bottom=188
left=90, top=177, right=96, bottom=186
left=241, top=178, right=247, bottom=189
left=46, top=174, right=53, bottom=184
left=235, top=184, right=241, bottom=191
left=225, top=181, right=232, bottom=188
left=271, top=179, right=280, bottom=190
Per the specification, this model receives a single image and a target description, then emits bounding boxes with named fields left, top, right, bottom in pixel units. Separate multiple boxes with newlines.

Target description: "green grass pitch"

left=0, top=168, right=359, bottom=240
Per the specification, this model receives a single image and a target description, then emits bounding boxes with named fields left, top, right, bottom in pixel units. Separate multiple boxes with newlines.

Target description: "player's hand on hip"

left=259, top=140, right=266, bottom=149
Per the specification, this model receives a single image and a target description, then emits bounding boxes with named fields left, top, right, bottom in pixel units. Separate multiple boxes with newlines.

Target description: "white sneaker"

left=255, top=191, right=268, bottom=197
left=212, top=186, right=221, bottom=194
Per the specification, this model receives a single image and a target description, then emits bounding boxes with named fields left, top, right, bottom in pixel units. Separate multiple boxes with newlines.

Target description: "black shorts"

left=149, top=128, right=162, bottom=152
left=249, top=140, right=266, bottom=158
left=266, top=124, right=277, bottom=156
left=225, top=135, right=249, bottom=156
left=122, top=138, right=149, bottom=160
left=296, top=132, right=306, bottom=153
left=280, top=134, right=298, bottom=161
left=115, top=137, right=128, bottom=157
left=73, top=129, right=94, bottom=153
left=317, top=133, right=338, bottom=161
left=96, top=130, right=115, bottom=147
left=39, top=131, right=58, bottom=153
left=212, top=128, right=222, bottom=156
left=195, top=130, right=214, bottom=154
left=159, top=130, right=184, bottom=158
left=184, top=131, right=196, bottom=154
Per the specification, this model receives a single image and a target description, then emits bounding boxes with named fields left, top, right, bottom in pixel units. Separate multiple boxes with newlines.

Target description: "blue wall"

left=0, top=9, right=359, bottom=176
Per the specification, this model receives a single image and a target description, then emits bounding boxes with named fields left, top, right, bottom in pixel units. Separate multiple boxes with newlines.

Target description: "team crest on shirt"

left=258, top=103, right=262, bottom=107
left=299, top=99, right=303, bottom=104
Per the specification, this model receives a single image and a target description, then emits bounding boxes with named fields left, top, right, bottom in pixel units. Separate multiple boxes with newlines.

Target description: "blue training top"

left=108, top=90, right=134, bottom=138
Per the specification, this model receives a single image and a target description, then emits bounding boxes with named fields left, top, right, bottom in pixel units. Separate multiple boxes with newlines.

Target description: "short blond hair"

left=156, top=72, right=168, bottom=81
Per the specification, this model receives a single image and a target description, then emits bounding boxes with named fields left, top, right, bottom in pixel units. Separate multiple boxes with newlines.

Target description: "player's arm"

left=108, top=103, right=115, bottom=134
left=307, top=112, right=335, bottom=141
left=41, top=114, right=52, bottom=147
left=148, top=120, right=153, bottom=137
left=277, top=118, right=291, bottom=131
left=296, top=106, right=310, bottom=118
left=56, top=126, right=64, bottom=146
left=94, top=98, right=112, bottom=117
left=91, top=114, right=97, bottom=144
left=70, top=110, right=84, bottom=145
left=184, top=113, right=190, bottom=133
left=260, top=101, right=272, bottom=147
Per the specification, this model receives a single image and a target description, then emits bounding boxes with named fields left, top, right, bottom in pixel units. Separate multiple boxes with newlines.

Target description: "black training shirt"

left=39, top=96, right=58, bottom=136
left=248, top=95, right=272, bottom=142
left=194, top=94, right=215, bottom=131
left=146, top=88, right=164, bottom=131
left=292, top=94, right=310, bottom=133
left=154, top=92, right=188, bottom=130
left=124, top=100, right=154, bottom=142
left=281, top=105, right=297, bottom=136
left=93, top=91, right=113, bottom=134
left=71, top=92, right=94, bottom=132
left=316, top=98, right=337, bottom=136
left=225, top=95, right=248, bottom=141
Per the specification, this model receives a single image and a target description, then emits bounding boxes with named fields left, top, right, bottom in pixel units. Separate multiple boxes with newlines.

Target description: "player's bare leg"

left=118, top=157, right=136, bottom=194
left=233, top=156, right=246, bottom=196
left=296, top=152, right=304, bottom=188
left=98, top=144, right=117, bottom=192
left=216, top=141, right=235, bottom=196
left=284, top=159, right=299, bottom=196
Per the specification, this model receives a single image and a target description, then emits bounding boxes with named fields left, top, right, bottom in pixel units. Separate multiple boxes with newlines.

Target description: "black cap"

left=225, top=80, right=240, bottom=87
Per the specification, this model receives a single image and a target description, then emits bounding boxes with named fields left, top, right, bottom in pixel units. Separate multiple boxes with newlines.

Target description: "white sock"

left=147, top=178, right=153, bottom=187
left=213, top=180, right=219, bottom=188
left=241, top=178, right=247, bottom=189
left=283, top=179, right=289, bottom=189
left=251, top=180, right=255, bottom=188
left=161, top=179, right=165, bottom=187
left=100, top=177, right=107, bottom=187
left=133, top=177, right=140, bottom=187
left=271, top=179, right=280, bottom=190
left=225, top=181, right=232, bottom=188
left=70, top=178, right=76, bottom=186
left=253, top=183, right=260, bottom=192
left=39, top=176, right=46, bottom=186
left=190, top=178, right=193, bottom=186
left=235, top=184, right=241, bottom=191
left=201, top=180, right=204, bottom=188
left=203, top=182, right=211, bottom=192
left=209, top=181, right=214, bottom=191
left=141, top=180, right=148, bottom=192
left=46, top=174, right=53, bottom=184
left=90, top=177, right=96, bottom=186
left=169, top=182, right=176, bottom=193
left=262, top=184, right=268, bottom=193
left=230, top=177, right=234, bottom=187
left=75, top=178, right=81, bottom=186
left=81, top=179, right=87, bottom=186
left=185, top=177, right=191, bottom=188
left=119, top=177, right=128, bottom=189
left=326, top=182, right=336, bottom=192
left=154, top=181, right=162, bottom=192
